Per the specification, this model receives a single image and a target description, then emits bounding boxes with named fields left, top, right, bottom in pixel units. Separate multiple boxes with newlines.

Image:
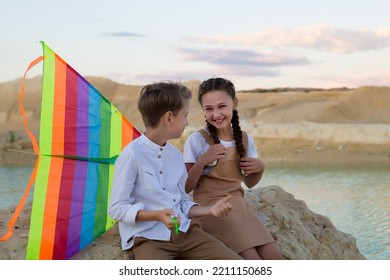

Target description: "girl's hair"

left=138, top=82, right=192, bottom=128
left=198, top=77, right=246, bottom=158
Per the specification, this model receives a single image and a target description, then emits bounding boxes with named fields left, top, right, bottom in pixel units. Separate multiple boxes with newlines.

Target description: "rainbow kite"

left=0, top=41, right=140, bottom=259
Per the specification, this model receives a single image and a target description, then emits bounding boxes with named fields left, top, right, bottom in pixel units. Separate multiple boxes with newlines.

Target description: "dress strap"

left=198, top=128, right=215, bottom=146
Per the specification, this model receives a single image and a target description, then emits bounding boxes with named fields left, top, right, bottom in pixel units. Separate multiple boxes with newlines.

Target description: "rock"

left=245, top=186, right=365, bottom=259
left=0, top=186, right=365, bottom=260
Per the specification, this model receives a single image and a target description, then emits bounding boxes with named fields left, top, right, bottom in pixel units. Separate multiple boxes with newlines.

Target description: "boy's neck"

left=144, top=128, right=167, bottom=147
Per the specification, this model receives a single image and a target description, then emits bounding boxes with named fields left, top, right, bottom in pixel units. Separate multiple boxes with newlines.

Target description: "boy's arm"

left=135, top=210, right=167, bottom=222
left=108, top=150, right=142, bottom=223
left=136, top=209, right=178, bottom=231
left=188, top=196, right=232, bottom=218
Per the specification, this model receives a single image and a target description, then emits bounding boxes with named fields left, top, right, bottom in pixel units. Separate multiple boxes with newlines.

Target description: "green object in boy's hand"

left=171, top=216, right=179, bottom=234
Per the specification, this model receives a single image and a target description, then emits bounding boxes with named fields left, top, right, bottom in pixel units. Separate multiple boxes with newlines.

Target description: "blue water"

left=0, top=166, right=34, bottom=210
left=1, top=164, right=389, bottom=260
left=256, top=163, right=390, bottom=260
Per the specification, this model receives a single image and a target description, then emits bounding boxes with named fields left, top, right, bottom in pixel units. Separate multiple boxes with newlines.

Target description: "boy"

left=108, top=82, right=242, bottom=260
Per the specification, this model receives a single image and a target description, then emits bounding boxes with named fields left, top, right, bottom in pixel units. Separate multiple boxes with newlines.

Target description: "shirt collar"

left=140, top=133, right=166, bottom=152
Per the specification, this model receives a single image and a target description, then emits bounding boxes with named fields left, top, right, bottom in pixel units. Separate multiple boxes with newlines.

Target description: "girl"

left=183, top=77, right=283, bottom=260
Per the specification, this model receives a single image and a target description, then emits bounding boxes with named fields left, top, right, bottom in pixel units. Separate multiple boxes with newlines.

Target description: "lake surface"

left=0, top=166, right=34, bottom=211
left=256, top=162, right=390, bottom=260
left=1, top=163, right=389, bottom=260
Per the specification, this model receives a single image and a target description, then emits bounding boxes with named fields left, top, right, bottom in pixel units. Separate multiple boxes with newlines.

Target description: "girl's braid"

left=206, top=120, right=221, bottom=144
left=231, top=109, right=246, bottom=158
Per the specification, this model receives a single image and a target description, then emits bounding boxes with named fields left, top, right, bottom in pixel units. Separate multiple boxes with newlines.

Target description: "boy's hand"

left=200, top=144, right=226, bottom=166
left=159, top=209, right=181, bottom=231
left=239, top=157, right=265, bottom=176
left=210, top=195, right=232, bottom=218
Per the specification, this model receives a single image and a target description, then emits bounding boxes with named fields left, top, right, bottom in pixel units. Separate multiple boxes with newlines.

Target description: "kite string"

left=0, top=56, right=43, bottom=242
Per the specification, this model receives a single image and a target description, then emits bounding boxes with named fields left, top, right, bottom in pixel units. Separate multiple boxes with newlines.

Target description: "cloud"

left=213, top=66, right=279, bottom=77
left=124, top=47, right=310, bottom=83
left=128, top=66, right=279, bottom=85
left=102, top=31, right=145, bottom=38
left=178, top=47, right=310, bottom=67
left=185, top=24, right=390, bottom=54
left=316, top=72, right=390, bottom=87
left=129, top=69, right=215, bottom=84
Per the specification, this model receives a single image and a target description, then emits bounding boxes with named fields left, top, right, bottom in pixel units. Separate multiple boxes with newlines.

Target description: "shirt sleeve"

left=179, top=194, right=198, bottom=218
left=183, top=132, right=203, bottom=163
left=108, top=147, right=144, bottom=224
left=247, top=133, right=259, bottom=158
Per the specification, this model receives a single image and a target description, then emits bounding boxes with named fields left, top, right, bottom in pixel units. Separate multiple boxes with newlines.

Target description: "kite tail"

left=0, top=160, right=38, bottom=241
left=0, top=56, right=43, bottom=241
left=19, top=56, right=42, bottom=155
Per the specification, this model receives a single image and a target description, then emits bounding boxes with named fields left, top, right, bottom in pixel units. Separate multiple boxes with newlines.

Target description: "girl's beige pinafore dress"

left=193, top=129, right=275, bottom=254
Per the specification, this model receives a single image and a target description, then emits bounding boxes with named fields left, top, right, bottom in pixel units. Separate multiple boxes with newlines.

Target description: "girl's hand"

left=199, top=144, right=226, bottom=167
left=210, top=195, right=232, bottom=217
left=239, top=157, right=265, bottom=176
left=158, top=209, right=181, bottom=231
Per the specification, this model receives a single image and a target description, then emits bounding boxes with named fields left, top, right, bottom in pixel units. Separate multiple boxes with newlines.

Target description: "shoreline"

left=1, top=142, right=390, bottom=168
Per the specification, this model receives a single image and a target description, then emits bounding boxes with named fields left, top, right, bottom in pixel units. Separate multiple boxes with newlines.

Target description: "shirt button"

left=163, top=187, right=166, bottom=190
left=159, top=171, right=163, bottom=174
left=160, top=148, right=163, bottom=151
left=158, top=155, right=161, bottom=158
left=173, top=199, right=176, bottom=202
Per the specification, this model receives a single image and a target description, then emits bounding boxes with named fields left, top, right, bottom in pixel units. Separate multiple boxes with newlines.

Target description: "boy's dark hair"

left=138, top=82, right=192, bottom=128
left=198, top=77, right=246, bottom=158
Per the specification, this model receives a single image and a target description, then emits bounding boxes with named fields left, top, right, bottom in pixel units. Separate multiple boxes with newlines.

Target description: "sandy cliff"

left=1, top=77, right=390, bottom=165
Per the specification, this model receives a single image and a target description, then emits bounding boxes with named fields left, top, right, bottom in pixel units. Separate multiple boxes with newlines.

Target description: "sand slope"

left=1, top=77, right=390, bottom=165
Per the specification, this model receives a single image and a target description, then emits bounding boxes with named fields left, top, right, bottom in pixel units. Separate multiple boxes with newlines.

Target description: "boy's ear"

left=163, top=111, right=173, bottom=125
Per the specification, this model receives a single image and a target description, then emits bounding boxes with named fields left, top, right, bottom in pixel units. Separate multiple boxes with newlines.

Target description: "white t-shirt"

left=183, top=129, right=258, bottom=165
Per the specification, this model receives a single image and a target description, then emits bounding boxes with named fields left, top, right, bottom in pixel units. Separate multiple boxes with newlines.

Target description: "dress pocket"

left=217, top=159, right=243, bottom=180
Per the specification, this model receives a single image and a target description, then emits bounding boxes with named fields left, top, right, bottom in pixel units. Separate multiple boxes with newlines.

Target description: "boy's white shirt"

left=108, top=133, right=196, bottom=250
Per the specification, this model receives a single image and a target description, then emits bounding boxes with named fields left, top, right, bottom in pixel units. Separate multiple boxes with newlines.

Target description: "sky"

left=1, top=0, right=390, bottom=90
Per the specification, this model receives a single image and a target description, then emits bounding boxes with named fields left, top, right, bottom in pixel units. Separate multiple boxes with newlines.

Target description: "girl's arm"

left=240, top=157, right=265, bottom=188
left=185, top=161, right=204, bottom=193
left=244, top=171, right=263, bottom=188
left=185, top=144, right=227, bottom=193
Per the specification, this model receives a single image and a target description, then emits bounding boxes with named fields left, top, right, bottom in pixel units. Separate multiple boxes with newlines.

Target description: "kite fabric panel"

left=22, top=41, right=140, bottom=259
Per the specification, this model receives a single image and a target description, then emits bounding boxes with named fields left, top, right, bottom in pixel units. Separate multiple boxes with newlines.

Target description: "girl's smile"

left=201, top=90, right=238, bottom=130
